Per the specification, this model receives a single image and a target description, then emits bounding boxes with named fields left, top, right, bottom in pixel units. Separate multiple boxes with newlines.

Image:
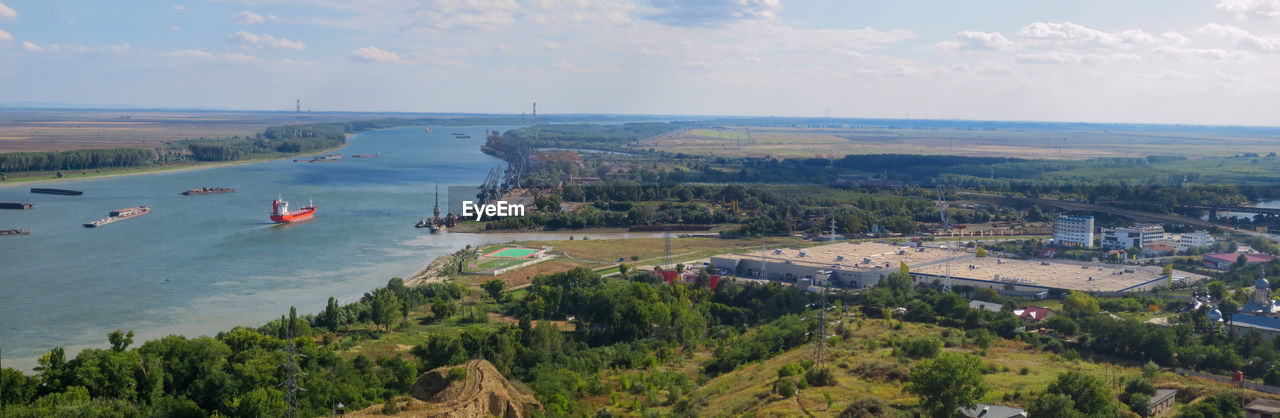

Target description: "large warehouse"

left=710, top=242, right=969, bottom=289
left=710, top=242, right=1204, bottom=293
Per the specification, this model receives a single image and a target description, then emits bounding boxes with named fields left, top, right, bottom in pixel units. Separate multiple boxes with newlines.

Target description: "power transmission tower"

left=281, top=308, right=304, bottom=418
left=294, top=99, right=302, bottom=137
left=813, top=286, right=831, bottom=367
left=663, top=226, right=672, bottom=269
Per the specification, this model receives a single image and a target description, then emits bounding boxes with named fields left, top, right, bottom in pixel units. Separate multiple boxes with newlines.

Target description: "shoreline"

left=0, top=143, right=349, bottom=189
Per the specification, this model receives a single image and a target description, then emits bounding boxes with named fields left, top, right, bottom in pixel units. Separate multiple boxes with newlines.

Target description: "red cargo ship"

left=270, top=195, right=316, bottom=223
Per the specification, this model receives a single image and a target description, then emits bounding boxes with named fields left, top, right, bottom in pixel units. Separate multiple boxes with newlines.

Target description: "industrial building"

left=710, top=241, right=1203, bottom=293
left=912, top=256, right=1191, bottom=293
left=1101, top=223, right=1165, bottom=250
left=709, top=242, right=969, bottom=289
left=1053, top=215, right=1095, bottom=248
left=1177, top=230, right=1214, bottom=252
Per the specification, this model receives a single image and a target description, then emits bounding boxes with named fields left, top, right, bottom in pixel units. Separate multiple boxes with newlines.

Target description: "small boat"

left=0, top=229, right=29, bottom=236
left=84, top=206, right=150, bottom=228
left=0, top=202, right=34, bottom=209
left=456, top=135, right=471, bottom=139
left=271, top=195, right=316, bottom=223
left=31, top=188, right=83, bottom=196
left=353, top=153, right=381, bottom=158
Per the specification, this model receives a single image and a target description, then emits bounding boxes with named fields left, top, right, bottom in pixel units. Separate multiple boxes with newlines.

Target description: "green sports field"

left=484, top=247, right=541, bottom=258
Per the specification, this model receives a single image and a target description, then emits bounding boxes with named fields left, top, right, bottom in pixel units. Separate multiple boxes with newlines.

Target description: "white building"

left=1053, top=215, right=1095, bottom=248
left=1177, top=230, right=1214, bottom=252
left=1101, top=223, right=1165, bottom=250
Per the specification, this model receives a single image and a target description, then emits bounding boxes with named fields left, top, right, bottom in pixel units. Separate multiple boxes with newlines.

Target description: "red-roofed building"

left=1038, top=248, right=1058, bottom=258
left=1204, top=253, right=1275, bottom=270
left=1014, top=306, right=1053, bottom=323
left=1145, top=243, right=1176, bottom=256
left=653, top=269, right=720, bottom=290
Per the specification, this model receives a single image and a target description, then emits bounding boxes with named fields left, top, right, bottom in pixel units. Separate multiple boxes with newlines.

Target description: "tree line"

left=0, top=148, right=158, bottom=173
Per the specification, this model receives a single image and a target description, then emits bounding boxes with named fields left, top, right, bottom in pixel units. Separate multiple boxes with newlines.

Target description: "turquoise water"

left=0, top=125, right=544, bottom=369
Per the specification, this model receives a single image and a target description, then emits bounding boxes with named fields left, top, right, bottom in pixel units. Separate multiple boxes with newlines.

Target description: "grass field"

left=645, top=126, right=1280, bottom=160
left=0, top=109, right=405, bottom=153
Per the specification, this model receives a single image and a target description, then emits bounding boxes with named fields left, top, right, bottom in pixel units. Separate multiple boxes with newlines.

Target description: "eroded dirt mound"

left=351, top=359, right=541, bottom=418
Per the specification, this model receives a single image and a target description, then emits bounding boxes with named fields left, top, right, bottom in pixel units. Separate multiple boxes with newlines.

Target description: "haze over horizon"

left=1, top=0, right=1279, bottom=126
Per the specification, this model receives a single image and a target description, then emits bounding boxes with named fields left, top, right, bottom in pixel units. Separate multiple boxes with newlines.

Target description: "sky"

left=1, top=0, right=1279, bottom=125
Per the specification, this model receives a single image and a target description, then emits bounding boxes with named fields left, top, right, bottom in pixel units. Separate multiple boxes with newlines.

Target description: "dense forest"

left=0, top=148, right=158, bottom=173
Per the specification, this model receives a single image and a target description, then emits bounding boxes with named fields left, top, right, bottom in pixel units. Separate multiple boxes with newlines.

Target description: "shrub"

left=447, top=367, right=468, bottom=381
left=898, top=335, right=942, bottom=359
left=805, top=367, right=837, bottom=387
left=775, top=379, right=796, bottom=397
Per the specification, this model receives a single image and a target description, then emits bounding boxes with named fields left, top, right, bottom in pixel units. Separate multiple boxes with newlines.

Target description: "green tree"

left=481, top=279, right=506, bottom=301
left=1027, top=393, right=1082, bottom=418
left=1142, top=361, right=1160, bottom=381
left=323, top=296, right=344, bottom=331
left=1174, top=394, right=1244, bottom=418
left=1036, top=371, right=1119, bottom=417
left=1208, top=281, right=1227, bottom=301
left=1238, top=253, right=1249, bottom=268
left=1063, top=291, right=1100, bottom=316
left=107, top=329, right=134, bottom=352
left=974, top=287, right=1000, bottom=302
left=372, top=290, right=403, bottom=332
left=975, top=247, right=988, bottom=258
left=904, top=352, right=988, bottom=417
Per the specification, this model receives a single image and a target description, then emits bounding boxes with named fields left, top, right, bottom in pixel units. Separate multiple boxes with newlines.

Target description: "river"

left=0, top=125, right=642, bottom=371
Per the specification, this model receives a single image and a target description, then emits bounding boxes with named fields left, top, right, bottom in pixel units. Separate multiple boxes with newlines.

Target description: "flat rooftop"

left=914, top=257, right=1208, bottom=292
left=716, top=242, right=971, bottom=271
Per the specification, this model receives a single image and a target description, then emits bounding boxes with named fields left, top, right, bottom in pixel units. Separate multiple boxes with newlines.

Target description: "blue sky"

left=0, top=0, right=1279, bottom=125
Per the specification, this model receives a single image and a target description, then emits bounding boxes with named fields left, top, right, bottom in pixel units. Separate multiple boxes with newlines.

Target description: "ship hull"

left=271, top=207, right=316, bottom=223
left=31, top=188, right=83, bottom=196
left=85, top=206, right=150, bottom=228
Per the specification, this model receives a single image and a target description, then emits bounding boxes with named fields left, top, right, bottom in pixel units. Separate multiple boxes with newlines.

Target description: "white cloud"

left=168, top=49, right=262, bottom=62
left=22, top=41, right=40, bottom=51
left=1198, top=23, right=1280, bottom=52
left=235, top=11, right=276, bottom=24
left=222, top=53, right=259, bottom=62
left=552, top=60, right=621, bottom=73
left=0, top=1, right=16, bottom=22
left=1015, top=51, right=1141, bottom=64
left=349, top=46, right=400, bottom=62
left=1161, top=31, right=1192, bottom=47
left=227, top=31, right=305, bottom=50
left=169, top=26, right=182, bottom=31
left=172, top=5, right=185, bottom=11
left=1017, top=21, right=1160, bottom=48
left=1152, top=46, right=1234, bottom=61
left=936, top=31, right=1014, bottom=52
left=1217, top=0, right=1280, bottom=18
left=0, top=29, right=12, bottom=42
left=169, top=49, right=213, bottom=58
left=648, top=0, right=780, bottom=26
